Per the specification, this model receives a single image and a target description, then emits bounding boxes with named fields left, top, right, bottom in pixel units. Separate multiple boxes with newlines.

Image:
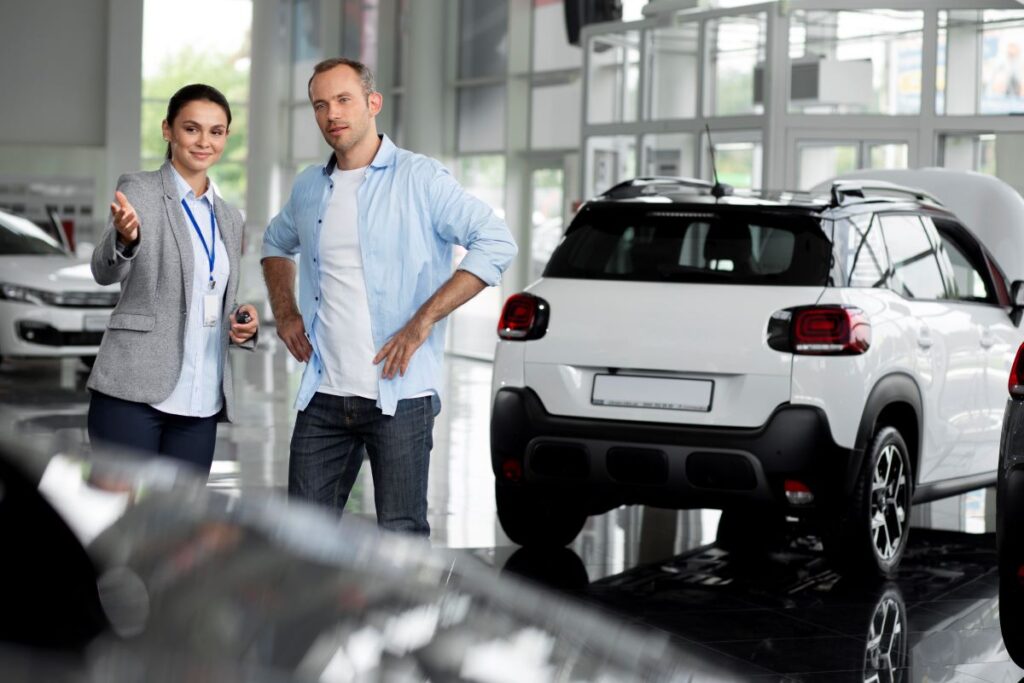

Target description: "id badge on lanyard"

left=182, top=198, right=221, bottom=328
left=203, top=294, right=220, bottom=327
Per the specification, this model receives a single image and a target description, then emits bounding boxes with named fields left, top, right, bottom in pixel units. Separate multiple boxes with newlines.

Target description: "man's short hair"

left=308, top=58, right=376, bottom=101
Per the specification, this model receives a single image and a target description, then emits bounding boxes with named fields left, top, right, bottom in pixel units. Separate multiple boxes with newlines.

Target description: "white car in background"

left=0, top=209, right=118, bottom=366
left=490, top=171, right=1024, bottom=578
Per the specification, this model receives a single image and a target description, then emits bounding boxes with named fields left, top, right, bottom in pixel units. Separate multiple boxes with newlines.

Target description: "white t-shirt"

left=316, top=166, right=379, bottom=399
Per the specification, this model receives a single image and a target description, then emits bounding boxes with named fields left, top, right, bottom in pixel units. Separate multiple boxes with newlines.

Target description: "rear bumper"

left=490, top=387, right=860, bottom=515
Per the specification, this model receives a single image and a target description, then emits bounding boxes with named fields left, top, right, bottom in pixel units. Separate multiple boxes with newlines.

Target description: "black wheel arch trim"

left=852, top=373, right=924, bottom=492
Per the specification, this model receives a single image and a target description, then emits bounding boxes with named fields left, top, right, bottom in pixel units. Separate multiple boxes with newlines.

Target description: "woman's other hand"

left=230, top=304, right=259, bottom=344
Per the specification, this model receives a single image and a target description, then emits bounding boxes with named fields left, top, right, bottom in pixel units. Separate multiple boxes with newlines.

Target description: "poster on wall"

left=0, top=176, right=95, bottom=254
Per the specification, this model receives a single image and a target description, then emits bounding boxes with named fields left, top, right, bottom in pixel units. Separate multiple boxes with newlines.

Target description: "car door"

left=878, top=212, right=980, bottom=485
left=932, top=215, right=1019, bottom=479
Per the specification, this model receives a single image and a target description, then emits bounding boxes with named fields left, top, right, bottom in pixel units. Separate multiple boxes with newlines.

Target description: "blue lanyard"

left=181, top=198, right=216, bottom=288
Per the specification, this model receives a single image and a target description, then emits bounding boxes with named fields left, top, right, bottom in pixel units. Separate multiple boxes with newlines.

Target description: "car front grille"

left=17, top=322, right=104, bottom=347
left=43, top=291, right=120, bottom=308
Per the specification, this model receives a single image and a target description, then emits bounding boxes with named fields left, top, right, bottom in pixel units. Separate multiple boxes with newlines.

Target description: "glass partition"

left=647, top=21, right=699, bottom=119
left=587, top=31, right=641, bottom=124
left=788, top=10, right=923, bottom=115
left=585, top=135, right=636, bottom=197
left=704, top=14, right=766, bottom=116
left=938, top=10, right=1024, bottom=115
left=641, top=133, right=697, bottom=178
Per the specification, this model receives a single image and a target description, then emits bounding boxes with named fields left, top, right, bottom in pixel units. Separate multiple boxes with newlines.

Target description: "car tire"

left=495, top=482, right=586, bottom=548
left=829, top=426, right=913, bottom=580
left=716, top=508, right=788, bottom=555
left=997, top=465, right=1024, bottom=665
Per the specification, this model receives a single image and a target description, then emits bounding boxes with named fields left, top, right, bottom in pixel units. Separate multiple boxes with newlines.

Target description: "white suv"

left=490, top=173, right=1024, bottom=577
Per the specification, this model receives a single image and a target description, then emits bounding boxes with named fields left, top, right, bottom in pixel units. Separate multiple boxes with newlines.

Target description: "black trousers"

left=87, top=391, right=219, bottom=474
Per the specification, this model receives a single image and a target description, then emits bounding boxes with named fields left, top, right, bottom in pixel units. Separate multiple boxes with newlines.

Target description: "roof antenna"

left=705, top=123, right=733, bottom=199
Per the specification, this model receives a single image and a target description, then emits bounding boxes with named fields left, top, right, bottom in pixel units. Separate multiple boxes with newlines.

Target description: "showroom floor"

left=1, top=337, right=1021, bottom=682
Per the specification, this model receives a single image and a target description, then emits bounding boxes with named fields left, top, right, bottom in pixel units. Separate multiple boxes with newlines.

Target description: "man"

left=262, top=57, right=516, bottom=536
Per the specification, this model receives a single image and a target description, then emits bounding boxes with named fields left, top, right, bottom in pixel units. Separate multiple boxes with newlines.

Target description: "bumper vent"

left=686, top=452, right=757, bottom=491
left=528, top=442, right=589, bottom=479
left=607, top=447, right=668, bottom=485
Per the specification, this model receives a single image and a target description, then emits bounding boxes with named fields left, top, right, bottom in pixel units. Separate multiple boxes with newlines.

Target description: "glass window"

left=291, top=0, right=322, bottom=101
left=788, top=10, right=923, bottom=115
left=587, top=30, right=640, bottom=124
left=798, top=144, right=858, bottom=191
left=449, top=155, right=506, bottom=359
left=458, top=85, right=506, bottom=153
left=342, top=0, right=379, bottom=72
left=938, top=10, right=1024, bottom=115
left=142, top=0, right=252, bottom=208
left=705, top=14, right=766, bottom=116
left=533, top=0, right=582, bottom=72
left=530, top=168, right=565, bottom=280
left=531, top=77, right=581, bottom=150
left=868, top=143, right=909, bottom=170
left=647, top=22, right=698, bottom=119
left=704, top=137, right=762, bottom=190
left=586, top=135, right=636, bottom=198
left=459, top=0, right=508, bottom=79
left=0, top=212, right=65, bottom=255
left=940, top=134, right=996, bottom=175
left=290, top=103, right=323, bottom=162
left=880, top=214, right=946, bottom=300
left=642, top=133, right=696, bottom=178
left=543, top=207, right=831, bottom=286
left=940, top=234, right=991, bottom=301
left=833, top=214, right=890, bottom=288
left=454, top=156, right=506, bottom=215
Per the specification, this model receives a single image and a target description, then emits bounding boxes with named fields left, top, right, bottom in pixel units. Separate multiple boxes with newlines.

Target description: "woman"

left=88, top=83, right=259, bottom=474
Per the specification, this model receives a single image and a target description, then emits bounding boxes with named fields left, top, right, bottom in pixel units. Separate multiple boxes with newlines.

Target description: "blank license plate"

left=591, top=374, right=713, bottom=412
left=83, top=315, right=110, bottom=332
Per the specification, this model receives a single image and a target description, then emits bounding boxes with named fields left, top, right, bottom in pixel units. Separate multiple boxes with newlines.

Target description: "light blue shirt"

left=152, top=166, right=230, bottom=418
left=262, top=135, right=517, bottom=416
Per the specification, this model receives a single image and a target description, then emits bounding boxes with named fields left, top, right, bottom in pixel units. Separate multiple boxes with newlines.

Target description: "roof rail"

left=601, top=176, right=712, bottom=199
left=829, top=180, right=943, bottom=208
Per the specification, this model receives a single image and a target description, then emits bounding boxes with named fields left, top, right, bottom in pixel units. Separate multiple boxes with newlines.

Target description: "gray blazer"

left=88, top=162, right=252, bottom=422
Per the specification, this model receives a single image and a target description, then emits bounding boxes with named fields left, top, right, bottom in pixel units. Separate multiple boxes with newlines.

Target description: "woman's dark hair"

left=164, top=83, right=232, bottom=159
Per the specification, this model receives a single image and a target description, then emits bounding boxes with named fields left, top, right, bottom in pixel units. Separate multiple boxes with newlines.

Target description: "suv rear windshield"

left=543, top=205, right=832, bottom=286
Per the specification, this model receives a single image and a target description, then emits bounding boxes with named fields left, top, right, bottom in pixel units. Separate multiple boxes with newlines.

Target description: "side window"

left=930, top=217, right=998, bottom=304
left=834, top=214, right=891, bottom=288
left=879, top=214, right=947, bottom=300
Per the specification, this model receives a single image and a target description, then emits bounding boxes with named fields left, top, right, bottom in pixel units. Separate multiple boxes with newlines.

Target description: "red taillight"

left=1008, top=342, right=1024, bottom=398
left=769, top=306, right=871, bottom=355
left=501, top=458, right=523, bottom=482
left=784, top=479, right=814, bottom=505
left=497, top=293, right=549, bottom=341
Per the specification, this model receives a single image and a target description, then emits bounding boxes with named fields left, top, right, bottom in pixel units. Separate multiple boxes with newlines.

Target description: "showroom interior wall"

left=582, top=0, right=1024, bottom=199
left=0, top=0, right=141, bottom=238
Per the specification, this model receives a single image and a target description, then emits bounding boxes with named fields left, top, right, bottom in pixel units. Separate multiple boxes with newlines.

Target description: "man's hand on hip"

left=277, top=313, right=312, bottom=363
left=374, top=316, right=433, bottom=379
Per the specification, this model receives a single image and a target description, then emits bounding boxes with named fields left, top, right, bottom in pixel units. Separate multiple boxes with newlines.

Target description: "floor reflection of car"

left=0, top=436, right=703, bottom=682
left=0, top=208, right=119, bottom=366
left=999, top=340, right=1024, bottom=666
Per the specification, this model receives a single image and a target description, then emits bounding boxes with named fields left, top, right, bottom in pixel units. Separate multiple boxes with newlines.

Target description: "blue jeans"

left=288, top=393, right=437, bottom=536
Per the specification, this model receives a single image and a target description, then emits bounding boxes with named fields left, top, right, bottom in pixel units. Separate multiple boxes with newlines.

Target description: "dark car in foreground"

left=0, top=435, right=708, bottom=682
left=1000, top=339, right=1024, bottom=666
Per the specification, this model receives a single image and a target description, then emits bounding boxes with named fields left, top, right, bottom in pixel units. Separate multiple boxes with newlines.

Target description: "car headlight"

left=0, top=282, right=48, bottom=306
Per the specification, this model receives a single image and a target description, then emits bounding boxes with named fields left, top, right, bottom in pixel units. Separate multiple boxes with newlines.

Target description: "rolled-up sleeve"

left=261, top=190, right=301, bottom=261
left=428, top=167, right=517, bottom=286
